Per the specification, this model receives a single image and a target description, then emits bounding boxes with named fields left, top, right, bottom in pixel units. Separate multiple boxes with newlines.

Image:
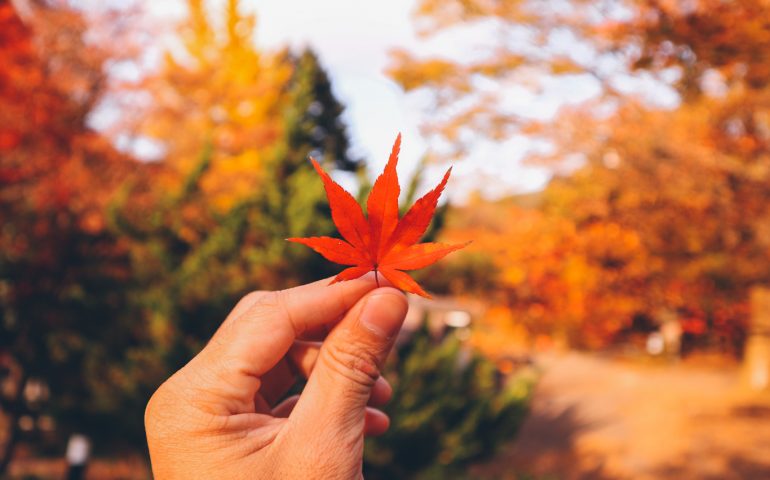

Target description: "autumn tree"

left=538, top=100, right=764, bottom=351
left=110, top=1, right=361, bottom=375
left=539, top=1, right=770, bottom=349
left=130, top=0, right=299, bottom=211
left=389, top=0, right=770, bottom=152
left=387, top=0, right=612, bottom=158
left=391, top=0, right=770, bottom=351
left=0, top=0, right=150, bottom=471
left=428, top=197, right=650, bottom=350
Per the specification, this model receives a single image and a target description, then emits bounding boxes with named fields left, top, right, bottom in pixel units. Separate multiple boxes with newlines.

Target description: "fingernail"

left=359, top=291, right=408, bottom=339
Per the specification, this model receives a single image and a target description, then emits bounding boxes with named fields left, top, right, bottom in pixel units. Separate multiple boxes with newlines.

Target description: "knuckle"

left=241, top=290, right=269, bottom=306
left=230, top=289, right=301, bottom=338
left=144, top=374, right=213, bottom=440
left=257, top=289, right=301, bottom=336
left=144, top=385, right=169, bottom=437
left=215, top=291, right=269, bottom=338
left=251, top=290, right=282, bottom=309
left=324, top=341, right=381, bottom=390
left=235, top=290, right=278, bottom=323
left=246, top=290, right=283, bottom=316
left=226, top=290, right=281, bottom=330
left=144, top=394, right=156, bottom=429
left=144, top=374, right=194, bottom=435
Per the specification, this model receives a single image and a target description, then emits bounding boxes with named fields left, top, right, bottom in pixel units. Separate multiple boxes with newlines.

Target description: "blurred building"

left=401, top=294, right=483, bottom=342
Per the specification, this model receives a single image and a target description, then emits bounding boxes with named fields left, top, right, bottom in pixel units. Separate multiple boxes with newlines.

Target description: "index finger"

left=205, top=273, right=380, bottom=378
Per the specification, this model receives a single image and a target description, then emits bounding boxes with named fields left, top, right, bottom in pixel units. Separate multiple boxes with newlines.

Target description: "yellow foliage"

left=139, top=0, right=292, bottom=210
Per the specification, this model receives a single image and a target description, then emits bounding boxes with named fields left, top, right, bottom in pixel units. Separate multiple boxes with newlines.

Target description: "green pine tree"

left=107, top=47, right=363, bottom=438
left=254, top=47, right=361, bottom=287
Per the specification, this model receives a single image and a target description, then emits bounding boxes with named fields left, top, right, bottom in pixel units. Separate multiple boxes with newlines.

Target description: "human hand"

left=144, top=275, right=408, bottom=479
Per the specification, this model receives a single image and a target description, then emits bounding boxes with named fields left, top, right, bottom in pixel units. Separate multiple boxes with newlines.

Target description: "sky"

left=89, top=0, right=679, bottom=201
left=247, top=0, right=435, bottom=191
left=244, top=0, right=554, bottom=201
left=127, top=0, right=623, bottom=201
left=238, top=1, right=686, bottom=202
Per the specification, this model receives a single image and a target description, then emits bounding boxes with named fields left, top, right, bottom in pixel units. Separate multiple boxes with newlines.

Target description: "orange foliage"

left=0, top=1, right=135, bottom=236
left=393, top=0, right=770, bottom=353
left=439, top=198, right=650, bottom=349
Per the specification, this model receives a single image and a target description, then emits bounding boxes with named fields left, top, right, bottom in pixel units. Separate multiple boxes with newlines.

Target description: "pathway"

left=473, top=352, right=770, bottom=479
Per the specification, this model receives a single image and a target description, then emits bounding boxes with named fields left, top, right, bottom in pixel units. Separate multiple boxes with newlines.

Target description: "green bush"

left=364, top=325, right=535, bottom=480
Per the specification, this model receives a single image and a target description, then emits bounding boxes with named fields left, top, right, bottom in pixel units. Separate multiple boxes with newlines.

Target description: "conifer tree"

left=364, top=325, right=533, bottom=480
left=112, top=45, right=360, bottom=381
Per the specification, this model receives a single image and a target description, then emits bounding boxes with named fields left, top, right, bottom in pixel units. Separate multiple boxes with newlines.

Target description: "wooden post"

left=743, top=287, right=770, bottom=391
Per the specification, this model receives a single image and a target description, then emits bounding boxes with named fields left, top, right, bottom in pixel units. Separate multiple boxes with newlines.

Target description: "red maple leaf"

left=288, top=134, right=468, bottom=298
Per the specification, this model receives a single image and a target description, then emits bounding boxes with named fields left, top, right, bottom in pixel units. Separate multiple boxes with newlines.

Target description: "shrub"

left=364, top=324, right=535, bottom=479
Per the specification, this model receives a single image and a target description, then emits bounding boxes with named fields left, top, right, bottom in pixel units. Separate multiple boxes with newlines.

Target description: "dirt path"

left=473, top=352, right=770, bottom=480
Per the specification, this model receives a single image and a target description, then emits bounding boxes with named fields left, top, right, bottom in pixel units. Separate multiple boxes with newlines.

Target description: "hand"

left=144, top=275, right=408, bottom=479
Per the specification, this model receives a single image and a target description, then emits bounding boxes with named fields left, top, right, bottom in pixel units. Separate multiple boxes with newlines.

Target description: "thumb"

left=289, top=288, right=407, bottom=441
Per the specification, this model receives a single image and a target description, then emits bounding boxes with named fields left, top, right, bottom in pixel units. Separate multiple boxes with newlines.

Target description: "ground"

left=8, top=352, right=770, bottom=479
left=472, top=351, right=770, bottom=480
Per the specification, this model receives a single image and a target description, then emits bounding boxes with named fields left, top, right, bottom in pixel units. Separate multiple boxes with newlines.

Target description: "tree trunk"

left=0, top=372, right=28, bottom=475
left=744, top=287, right=770, bottom=390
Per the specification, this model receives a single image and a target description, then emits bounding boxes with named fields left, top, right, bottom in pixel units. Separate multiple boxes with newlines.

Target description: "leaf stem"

left=374, top=268, right=380, bottom=287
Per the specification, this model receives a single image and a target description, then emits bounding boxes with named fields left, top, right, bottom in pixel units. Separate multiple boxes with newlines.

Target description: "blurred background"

left=3, top=0, right=770, bottom=478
